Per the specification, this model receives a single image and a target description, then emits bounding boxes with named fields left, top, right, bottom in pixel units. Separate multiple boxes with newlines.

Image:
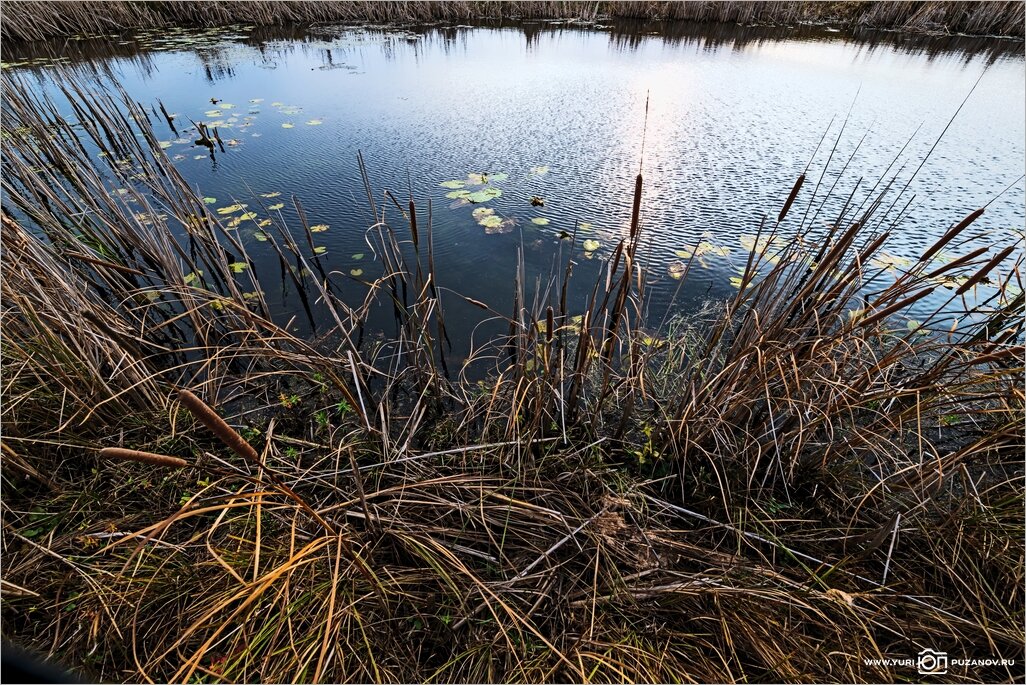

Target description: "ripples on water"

left=4, top=19, right=1024, bottom=348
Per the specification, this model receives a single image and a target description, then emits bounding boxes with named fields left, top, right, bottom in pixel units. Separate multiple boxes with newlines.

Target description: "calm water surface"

left=5, top=21, right=1025, bottom=351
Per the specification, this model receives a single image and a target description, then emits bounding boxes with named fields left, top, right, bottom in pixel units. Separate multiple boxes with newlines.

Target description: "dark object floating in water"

left=530, top=196, right=545, bottom=206
left=210, top=97, right=220, bottom=104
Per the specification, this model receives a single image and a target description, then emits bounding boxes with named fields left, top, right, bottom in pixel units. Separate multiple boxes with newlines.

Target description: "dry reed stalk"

left=177, top=389, right=258, bottom=463
left=99, top=447, right=189, bottom=469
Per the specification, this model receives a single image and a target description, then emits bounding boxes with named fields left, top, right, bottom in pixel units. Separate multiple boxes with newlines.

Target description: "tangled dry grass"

left=0, top=69, right=1023, bottom=683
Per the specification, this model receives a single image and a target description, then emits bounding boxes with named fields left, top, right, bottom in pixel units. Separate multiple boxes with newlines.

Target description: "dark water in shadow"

left=4, top=20, right=1024, bottom=357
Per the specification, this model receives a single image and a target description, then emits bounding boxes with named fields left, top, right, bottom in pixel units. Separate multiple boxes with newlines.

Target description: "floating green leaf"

left=583, top=239, right=600, bottom=252
left=488, top=172, right=509, bottom=182
left=306, top=119, right=323, bottom=126
left=578, top=222, right=593, bottom=231
left=260, top=192, right=281, bottom=199
left=472, top=207, right=495, bottom=220
left=439, top=180, right=466, bottom=189
left=350, top=268, right=363, bottom=276
left=281, top=123, right=294, bottom=129
left=202, top=197, right=217, bottom=204
left=254, top=232, right=269, bottom=241
left=238, top=212, right=258, bottom=221
left=268, top=203, right=285, bottom=210
left=446, top=190, right=471, bottom=199
left=530, top=217, right=549, bottom=226
left=667, top=261, right=686, bottom=280
left=249, top=98, right=264, bottom=103
left=257, top=219, right=272, bottom=227
left=159, top=141, right=172, bottom=149
left=228, top=262, right=249, bottom=273
left=310, top=224, right=329, bottom=232
left=216, top=203, right=246, bottom=215
left=183, top=270, right=203, bottom=285
left=352, top=253, right=364, bottom=260
left=314, top=246, right=327, bottom=254
left=479, top=215, right=503, bottom=228
left=466, top=187, right=502, bottom=203
left=204, top=110, right=222, bottom=117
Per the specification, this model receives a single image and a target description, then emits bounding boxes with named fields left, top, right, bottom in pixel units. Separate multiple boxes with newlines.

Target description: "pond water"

left=4, top=20, right=1025, bottom=356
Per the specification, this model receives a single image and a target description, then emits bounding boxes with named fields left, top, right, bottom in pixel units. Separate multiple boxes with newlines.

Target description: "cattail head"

left=177, top=388, right=259, bottom=463
left=777, top=173, right=806, bottom=223
left=99, top=447, right=188, bottom=469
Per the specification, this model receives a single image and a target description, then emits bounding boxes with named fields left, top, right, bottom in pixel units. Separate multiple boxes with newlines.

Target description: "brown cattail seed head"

left=99, top=447, right=188, bottom=469
left=177, top=389, right=259, bottom=463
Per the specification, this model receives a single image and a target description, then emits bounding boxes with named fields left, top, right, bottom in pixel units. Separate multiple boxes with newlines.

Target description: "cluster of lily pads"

left=439, top=165, right=607, bottom=257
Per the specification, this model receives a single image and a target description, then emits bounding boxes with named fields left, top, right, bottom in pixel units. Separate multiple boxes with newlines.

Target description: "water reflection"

left=5, top=19, right=1023, bottom=74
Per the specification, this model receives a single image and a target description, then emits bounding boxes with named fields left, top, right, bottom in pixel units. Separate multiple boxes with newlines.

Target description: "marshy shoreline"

left=1, top=9, right=1024, bottom=685
left=1, top=0, right=1024, bottom=42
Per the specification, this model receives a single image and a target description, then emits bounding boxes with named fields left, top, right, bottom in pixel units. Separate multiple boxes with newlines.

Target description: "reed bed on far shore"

left=1, top=0, right=1023, bottom=42
left=1, top=70, right=1023, bottom=684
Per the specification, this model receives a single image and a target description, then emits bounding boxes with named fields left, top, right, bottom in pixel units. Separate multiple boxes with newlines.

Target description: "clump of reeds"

left=1, top=1, right=1023, bottom=42
left=1, top=70, right=1023, bottom=684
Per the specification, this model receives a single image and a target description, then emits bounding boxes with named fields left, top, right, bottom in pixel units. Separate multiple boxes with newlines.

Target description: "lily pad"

left=350, top=268, right=364, bottom=276
left=194, top=154, right=208, bottom=160
left=260, top=192, right=281, bottom=198
left=202, top=197, right=217, bottom=204
left=310, top=224, right=329, bottom=232
left=183, top=271, right=203, bottom=285
left=352, top=253, right=364, bottom=260
left=249, top=98, right=264, bottom=103
left=667, top=261, right=686, bottom=280
left=479, top=215, right=503, bottom=229
left=578, top=222, right=593, bottom=231
left=204, top=110, right=222, bottom=117
left=306, top=119, right=323, bottom=125
left=217, top=204, right=246, bottom=215
left=159, top=141, right=172, bottom=149
left=238, top=212, right=258, bottom=221
left=268, top=203, right=285, bottom=210
left=530, top=217, right=549, bottom=226
left=472, top=207, right=495, bottom=220
left=439, top=180, right=466, bottom=189
left=281, top=123, right=294, bottom=129
left=466, top=187, right=502, bottom=203
left=257, top=219, right=272, bottom=227
left=488, top=172, right=509, bottom=182
left=228, top=262, right=249, bottom=273
left=583, top=239, right=600, bottom=252
left=254, top=232, right=269, bottom=242
left=446, top=190, right=471, bottom=199
left=314, top=246, right=327, bottom=255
